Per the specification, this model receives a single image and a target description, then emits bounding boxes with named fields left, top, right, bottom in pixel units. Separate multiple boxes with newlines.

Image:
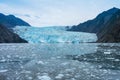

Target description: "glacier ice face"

left=13, top=26, right=97, bottom=43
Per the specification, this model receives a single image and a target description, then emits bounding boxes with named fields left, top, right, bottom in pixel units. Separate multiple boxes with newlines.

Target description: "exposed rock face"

left=97, top=10, right=120, bottom=42
left=68, top=7, right=120, bottom=42
left=0, top=24, right=27, bottom=43
left=0, top=13, right=30, bottom=28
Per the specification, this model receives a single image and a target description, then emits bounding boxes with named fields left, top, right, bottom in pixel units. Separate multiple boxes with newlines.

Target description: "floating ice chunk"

left=37, top=61, right=44, bottom=65
left=55, top=74, right=64, bottom=79
left=27, top=76, right=33, bottom=80
left=90, top=74, right=96, bottom=77
left=0, top=59, right=6, bottom=62
left=0, top=70, right=8, bottom=73
left=51, top=57, right=56, bottom=60
left=56, top=56, right=61, bottom=59
left=104, top=51, right=111, bottom=54
left=37, top=75, right=51, bottom=80
left=61, top=62, right=69, bottom=65
left=71, top=78, right=76, bottom=80
left=65, top=69, right=73, bottom=72
left=115, top=59, right=120, bottom=61
left=21, top=70, right=31, bottom=74
left=106, top=58, right=115, bottom=60
left=7, top=55, right=11, bottom=58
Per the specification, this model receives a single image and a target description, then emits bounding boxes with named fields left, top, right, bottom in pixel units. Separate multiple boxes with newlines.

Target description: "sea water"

left=0, top=43, right=120, bottom=80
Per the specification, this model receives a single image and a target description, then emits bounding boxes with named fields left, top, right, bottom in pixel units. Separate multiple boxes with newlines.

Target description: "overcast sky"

left=0, top=0, right=120, bottom=27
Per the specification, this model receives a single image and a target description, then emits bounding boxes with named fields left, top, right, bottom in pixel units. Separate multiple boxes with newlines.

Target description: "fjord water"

left=0, top=43, right=120, bottom=80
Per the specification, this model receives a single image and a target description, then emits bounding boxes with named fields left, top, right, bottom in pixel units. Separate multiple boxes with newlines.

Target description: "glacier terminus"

left=13, top=26, right=97, bottom=43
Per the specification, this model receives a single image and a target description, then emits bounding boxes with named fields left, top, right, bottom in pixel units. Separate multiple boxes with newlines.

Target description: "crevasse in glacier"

left=13, top=26, right=97, bottom=43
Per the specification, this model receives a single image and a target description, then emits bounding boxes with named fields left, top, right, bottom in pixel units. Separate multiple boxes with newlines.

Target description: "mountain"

left=68, top=7, right=120, bottom=42
left=97, top=10, right=120, bottom=42
left=0, top=13, right=30, bottom=28
left=68, top=7, right=119, bottom=33
left=0, top=24, right=27, bottom=43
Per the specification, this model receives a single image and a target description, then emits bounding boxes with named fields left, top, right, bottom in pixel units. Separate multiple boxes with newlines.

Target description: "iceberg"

left=13, top=26, right=97, bottom=43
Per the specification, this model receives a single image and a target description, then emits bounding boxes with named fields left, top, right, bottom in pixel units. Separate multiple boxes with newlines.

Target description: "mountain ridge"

left=68, top=7, right=119, bottom=33
left=68, top=7, right=120, bottom=42
left=0, top=13, right=30, bottom=28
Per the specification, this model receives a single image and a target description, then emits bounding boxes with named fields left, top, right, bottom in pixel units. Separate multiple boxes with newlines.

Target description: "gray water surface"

left=0, top=43, right=120, bottom=80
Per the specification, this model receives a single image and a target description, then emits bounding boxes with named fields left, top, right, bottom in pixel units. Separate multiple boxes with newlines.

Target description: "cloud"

left=0, top=0, right=120, bottom=27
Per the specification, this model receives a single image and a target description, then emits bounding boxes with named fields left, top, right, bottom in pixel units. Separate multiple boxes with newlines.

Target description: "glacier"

left=13, top=26, right=97, bottom=43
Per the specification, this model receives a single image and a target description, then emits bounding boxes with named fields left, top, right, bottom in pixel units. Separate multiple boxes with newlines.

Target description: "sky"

left=0, top=0, right=120, bottom=27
